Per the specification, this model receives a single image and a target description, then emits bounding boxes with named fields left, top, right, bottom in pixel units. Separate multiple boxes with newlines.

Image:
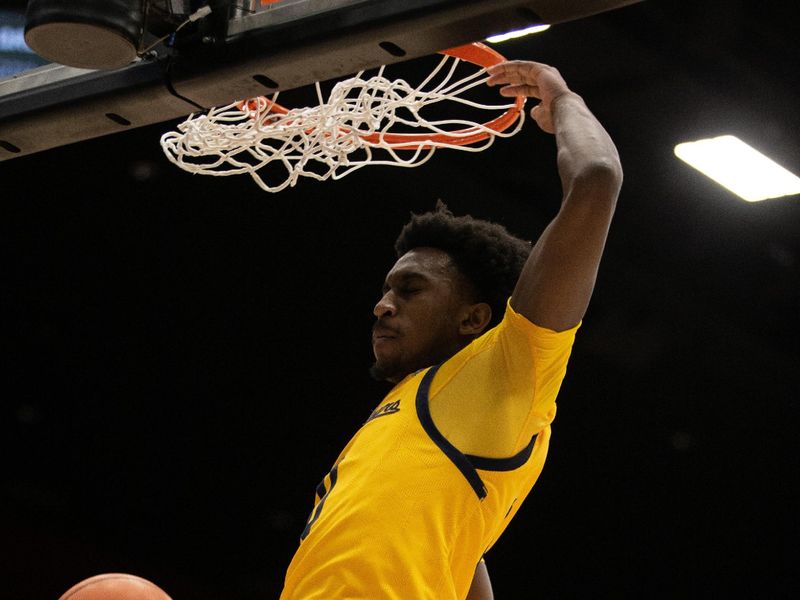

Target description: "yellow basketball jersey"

left=281, top=302, right=578, bottom=599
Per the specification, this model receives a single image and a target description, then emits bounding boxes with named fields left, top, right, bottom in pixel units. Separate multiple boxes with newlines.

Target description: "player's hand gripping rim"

left=486, top=60, right=577, bottom=134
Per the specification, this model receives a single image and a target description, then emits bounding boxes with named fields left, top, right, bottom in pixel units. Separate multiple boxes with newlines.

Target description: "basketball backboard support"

left=0, top=0, right=642, bottom=161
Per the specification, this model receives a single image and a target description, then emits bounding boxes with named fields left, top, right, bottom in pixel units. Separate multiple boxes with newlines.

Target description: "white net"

left=160, top=48, right=526, bottom=192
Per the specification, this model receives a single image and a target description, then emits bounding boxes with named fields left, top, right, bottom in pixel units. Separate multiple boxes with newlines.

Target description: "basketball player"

left=280, top=60, right=623, bottom=599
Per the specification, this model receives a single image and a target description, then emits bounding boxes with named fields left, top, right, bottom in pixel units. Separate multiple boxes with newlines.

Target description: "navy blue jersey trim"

left=416, top=365, right=539, bottom=496
left=416, top=365, right=488, bottom=500
left=466, top=434, right=537, bottom=471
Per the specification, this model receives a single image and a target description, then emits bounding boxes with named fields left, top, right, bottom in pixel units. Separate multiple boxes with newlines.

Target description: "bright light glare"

left=0, top=25, right=32, bottom=53
left=486, top=24, right=550, bottom=43
left=674, top=135, right=800, bottom=202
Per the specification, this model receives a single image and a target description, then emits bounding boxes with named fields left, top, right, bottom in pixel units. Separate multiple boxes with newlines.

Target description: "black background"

left=2, top=1, right=798, bottom=598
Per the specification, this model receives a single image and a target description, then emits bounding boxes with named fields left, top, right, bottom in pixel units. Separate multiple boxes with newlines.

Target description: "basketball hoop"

left=160, top=42, right=526, bottom=192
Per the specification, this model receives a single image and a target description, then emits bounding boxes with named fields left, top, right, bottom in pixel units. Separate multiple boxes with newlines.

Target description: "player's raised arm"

left=487, top=61, right=623, bottom=332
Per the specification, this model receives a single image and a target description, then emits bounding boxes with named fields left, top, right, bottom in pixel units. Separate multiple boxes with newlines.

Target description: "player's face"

left=371, top=247, right=473, bottom=383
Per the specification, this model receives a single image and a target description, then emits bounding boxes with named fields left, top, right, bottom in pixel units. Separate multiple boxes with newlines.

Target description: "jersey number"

left=300, top=465, right=339, bottom=541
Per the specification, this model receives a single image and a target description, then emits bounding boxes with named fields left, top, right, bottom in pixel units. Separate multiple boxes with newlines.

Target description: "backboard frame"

left=0, top=0, right=642, bottom=161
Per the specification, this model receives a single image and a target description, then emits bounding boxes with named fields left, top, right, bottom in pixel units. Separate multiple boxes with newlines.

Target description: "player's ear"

left=459, top=302, right=492, bottom=336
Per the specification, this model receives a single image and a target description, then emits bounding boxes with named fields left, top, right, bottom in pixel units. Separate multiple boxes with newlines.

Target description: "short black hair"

left=394, top=201, right=532, bottom=329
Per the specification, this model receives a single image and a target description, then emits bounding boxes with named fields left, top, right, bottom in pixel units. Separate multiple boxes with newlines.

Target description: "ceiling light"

left=674, top=135, right=800, bottom=202
left=486, top=24, right=550, bottom=44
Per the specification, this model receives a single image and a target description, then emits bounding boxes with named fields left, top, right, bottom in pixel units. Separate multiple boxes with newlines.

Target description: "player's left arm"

left=487, top=61, right=623, bottom=332
left=466, top=559, right=494, bottom=600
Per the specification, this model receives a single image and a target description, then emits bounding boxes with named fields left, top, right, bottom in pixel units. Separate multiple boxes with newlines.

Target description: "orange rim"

left=363, top=42, right=524, bottom=147
left=240, top=42, right=524, bottom=148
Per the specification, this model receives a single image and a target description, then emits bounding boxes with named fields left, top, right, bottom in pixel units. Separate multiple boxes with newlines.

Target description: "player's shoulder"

left=501, top=299, right=581, bottom=350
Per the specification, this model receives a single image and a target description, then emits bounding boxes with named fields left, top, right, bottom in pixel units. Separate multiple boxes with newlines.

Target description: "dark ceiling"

left=2, top=1, right=798, bottom=599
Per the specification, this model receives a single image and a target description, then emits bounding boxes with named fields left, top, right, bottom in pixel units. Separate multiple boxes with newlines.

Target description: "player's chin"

left=368, top=359, right=394, bottom=382
left=369, top=353, right=403, bottom=383
left=371, top=337, right=398, bottom=363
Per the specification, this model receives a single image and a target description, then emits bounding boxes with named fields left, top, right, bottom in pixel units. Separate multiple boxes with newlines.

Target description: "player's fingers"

left=531, top=103, right=555, bottom=134
left=497, top=84, right=541, bottom=99
left=486, top=60, right=547, bottom=77
left=486, top=61, right=546, bottom=85
left=486, top=71, right=535, bottom=87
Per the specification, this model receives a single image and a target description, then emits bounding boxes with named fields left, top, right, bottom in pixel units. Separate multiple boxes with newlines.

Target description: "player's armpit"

left=465, top=559, right=494, bottom=600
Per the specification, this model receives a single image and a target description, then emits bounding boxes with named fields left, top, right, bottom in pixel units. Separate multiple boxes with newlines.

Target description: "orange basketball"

left=58, top=573, right=172, bottom=600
